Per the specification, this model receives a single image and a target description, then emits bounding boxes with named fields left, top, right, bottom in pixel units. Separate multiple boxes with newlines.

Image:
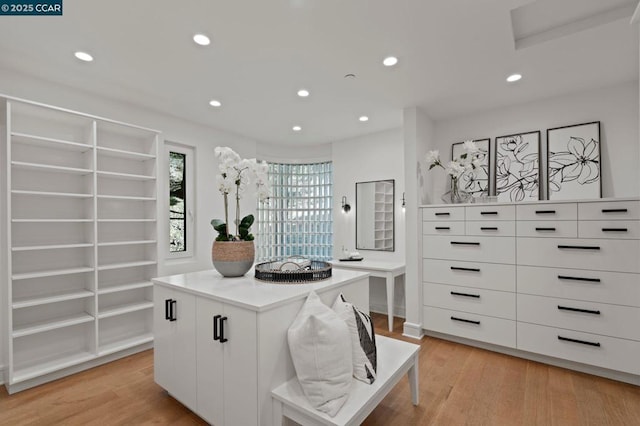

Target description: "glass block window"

left=169, top=151, right=186, bottom=252
left=256, top=162, right=333, bottom=261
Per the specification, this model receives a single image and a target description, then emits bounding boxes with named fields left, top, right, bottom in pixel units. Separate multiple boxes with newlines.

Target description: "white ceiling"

left=0, top=0, right=637, bottom=146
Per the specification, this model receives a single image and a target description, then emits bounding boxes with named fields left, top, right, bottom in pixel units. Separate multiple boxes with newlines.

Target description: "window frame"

left=165, top=142, right=195, bottom=260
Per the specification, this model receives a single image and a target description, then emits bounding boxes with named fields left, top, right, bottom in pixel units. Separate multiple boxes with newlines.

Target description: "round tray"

left=254, top=258, right=332, bottom=283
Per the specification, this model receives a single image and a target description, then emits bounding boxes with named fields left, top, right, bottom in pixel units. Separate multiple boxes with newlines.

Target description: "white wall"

left=332, top=128, right=406, bottom=316
left=431, top=81, right=639, bottom=200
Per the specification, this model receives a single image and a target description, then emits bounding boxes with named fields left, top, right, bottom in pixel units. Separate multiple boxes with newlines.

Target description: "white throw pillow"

left=332, top=293, right=377, bottom=384
left=287, top=291, right=353, bottom=417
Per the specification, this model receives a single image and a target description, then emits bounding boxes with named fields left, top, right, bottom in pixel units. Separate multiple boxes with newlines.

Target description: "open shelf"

left=11, top=132, right=93, bottom=152
left=98, top=333, right=153, bottom=357
left=13, top=290, right=94, bottom=309
left=98, top=281, right=153, bottom=295
left=11, top=190, right=93, bottom=198
left=12, top=350, right=96, bottom=384
left=97, top=240, right=156, bottom=247
left=98, top=301, right=153, bottom=319
left=12, top=266, right=94, bottom=281
left=97, top=218, right=156, bottom=223
left=12, top=161, right=93, bottom=175
left=96, top=194, right=156, bottom=201
left=12, top=242, right=94, bottom=252
left=13, top=313, right=95, bottom=338
left=96, top=170, right=156, bottom=181
left=96, top=146, right=155, bottom=160
left=97, top=261, right=157, bottom=271
left=12, top=218, right=93, bottom=223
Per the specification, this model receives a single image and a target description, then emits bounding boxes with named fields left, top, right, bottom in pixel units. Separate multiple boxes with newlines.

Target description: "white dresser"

left=421, top=198, right=640, bottom=383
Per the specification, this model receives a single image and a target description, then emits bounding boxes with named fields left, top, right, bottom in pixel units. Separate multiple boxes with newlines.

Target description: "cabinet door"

left=196, top=297, right=225, bottom=426
left=153, top=286, right=174, bottom=391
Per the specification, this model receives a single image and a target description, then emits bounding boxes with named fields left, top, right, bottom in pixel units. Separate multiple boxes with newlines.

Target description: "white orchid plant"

left=425, top=140, right=483, bottom=197
left=211, top=147, right=271, bottom=241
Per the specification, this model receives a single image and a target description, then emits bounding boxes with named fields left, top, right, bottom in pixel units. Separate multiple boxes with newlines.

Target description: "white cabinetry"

left=1, top=96, right=159, bottom=393
left=153, top=269, right=369, bottom=426
left=420, top=199, right=640, bottom=383
left=374, top=180, right=394, bottom=250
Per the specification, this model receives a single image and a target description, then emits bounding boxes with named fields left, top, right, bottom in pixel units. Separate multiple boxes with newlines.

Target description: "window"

left=166, top=142, right=195, bottom=258
left=256, top=162, right=333, bottom=261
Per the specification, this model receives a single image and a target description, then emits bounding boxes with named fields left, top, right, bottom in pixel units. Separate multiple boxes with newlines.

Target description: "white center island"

left=152, top=268, right=370, bottom=426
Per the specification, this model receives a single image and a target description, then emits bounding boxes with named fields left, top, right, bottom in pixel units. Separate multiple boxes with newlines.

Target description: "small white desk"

left=331, top=259, right=406, bottom=332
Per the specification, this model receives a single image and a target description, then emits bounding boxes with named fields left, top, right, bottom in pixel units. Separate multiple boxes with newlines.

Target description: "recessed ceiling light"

left=292, top=126, right=302, bottom=132
left=193, top=34, right=211, bottom=46
left=297, top=89, right=310, bottom=97
left=506, top=73, right=522, bottom=83
left=74, top=51, right=93, bottom=62
left=209, top=99, right=222, bottom=107
left=383, top=56, right=398, bottom=67
left=359, top=116, right=369, bottom=122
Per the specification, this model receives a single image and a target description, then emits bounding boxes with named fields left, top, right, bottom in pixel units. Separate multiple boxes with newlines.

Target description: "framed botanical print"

left=451, top=138, right=490, bottom=198
left=547, top=121, right=601, bottom=200
left=494, top=131, right=541, bottom=202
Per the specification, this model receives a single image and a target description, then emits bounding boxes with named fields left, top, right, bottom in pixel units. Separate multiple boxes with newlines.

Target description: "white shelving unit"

left=373, top=180, right=394, bottom=250
left=1, top=96, right=160, bottom=393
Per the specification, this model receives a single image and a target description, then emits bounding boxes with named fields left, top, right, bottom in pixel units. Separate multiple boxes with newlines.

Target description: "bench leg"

left=408, top=354, right=419, bottom=406
left=272, top=399, right=285, bottom=426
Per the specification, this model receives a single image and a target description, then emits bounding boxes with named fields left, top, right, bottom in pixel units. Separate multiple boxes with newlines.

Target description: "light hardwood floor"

left=1, top=313, right=639, bottom=425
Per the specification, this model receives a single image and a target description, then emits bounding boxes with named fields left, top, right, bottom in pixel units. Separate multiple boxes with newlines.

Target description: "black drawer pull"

left=535, top=210, right=556, bottom=214
left=602, top=208, right=627, bottom=213
left=165, top=299, right=171, bottom=320
left=558, top=305, right=600, bottom=315
left=480, top=227, right=498, bottom=231
left=480, top=211, right=498, bottom=216
left=451, top=291, right=480, bottom=299
left=535, top=227, right=556, bottom=231
left=558, top=336, right=600, bottom=347
left=170, top=300, right=177, bottom=321
left=558, top=275, right=601, bottom=283
left=219, top=316, right=228, bottom=343
left=213, top=314, right=221, bottom=341
left=435, top=212, right=450, bottom=216
left=602, top=228, right=628, bottom=232
left=451, top=316, right=480, bottom=325
left=451, top=241, right=480, bottom=246
left=435, top=226, right=450, bottom=230
left=558, top=245, right=600, bottom=251
left=450, top=266, right=481, bottom=272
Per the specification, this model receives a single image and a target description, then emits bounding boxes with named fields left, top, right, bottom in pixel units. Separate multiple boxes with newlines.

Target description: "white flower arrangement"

left=211, top=147, right=271, bottom=241
left=426, top=140, right=483, bottom=200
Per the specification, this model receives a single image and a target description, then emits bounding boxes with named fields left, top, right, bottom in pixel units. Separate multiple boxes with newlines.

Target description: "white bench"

left=271, top=335, right=420, bottom=426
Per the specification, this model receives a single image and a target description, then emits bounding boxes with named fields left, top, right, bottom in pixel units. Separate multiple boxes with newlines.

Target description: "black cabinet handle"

left=170, top=300, right=177, bottom=321
left=558, top=336, right=601, bottom=347
left=213, top=314, right=221, bottom=341
left=602, top=208, right=627, bottom=213
left=435, top=212, right=450, bottom=216
left=535, top=227, right=556, bottom=231
left=480, top=227, right=498, bottom=231
left=435, top=226, right=450, bottom=230
left=602, top=228, right=628, bottom=232
left=451, top=291, right=480, bottom=299
left=558, top=245, right=600, bottom=251
left=451, top=241, right=480, bottom=246
left=535, top=210, right=556, bottom=214
left=558, top=275, right=601, bottom=283
left=450, top=266, right=480, bottom=272
left=480, top=211, right=498, bottom=216
left=451, top=316, right=480, bottom=325
left=219, top=316, right=228, bottom=343
left=558, top=305, right=600, bottom=315
left=165, top=299, right=171, bottom=320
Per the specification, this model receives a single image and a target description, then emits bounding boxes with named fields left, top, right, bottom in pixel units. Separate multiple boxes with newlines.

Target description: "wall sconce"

left=402, top=192, right=406, bottom=211
left=341, top=196, right=351, bottom=213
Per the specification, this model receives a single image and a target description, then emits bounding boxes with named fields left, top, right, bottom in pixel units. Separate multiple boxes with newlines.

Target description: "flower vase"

left=441, top=178, right=472, bottom=204
left=211, top=240, right=255, bottom=277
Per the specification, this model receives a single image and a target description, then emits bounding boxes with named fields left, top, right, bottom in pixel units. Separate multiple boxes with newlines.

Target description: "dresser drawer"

left=517, top=237, right=640, bottom=273
left=516, top=203, right=577, bottom=221
left=517, top=294, right=640, bottom=341
left=516, top=220, right=577, bottom=238
left=465, top=205, right=515, bottom=221
left=423, top=221, right=465, bottom=236
left=424, top=282, right=515, bottom=319
left=517, top=322, right=640, bottom=375
left=578, top=220, right=640, bottom=239
left=423, top=306, right=516, bottom=348
left=422, top=207, right=465, bottom=221
left=466, top=221, right=515, bottom=237
left=424, top=236, right=515, bottom=264
left=579, top=200, right=640, bottom=221
left=423, top=259, right=515, bottom=292
left=517, top=266, right=640, bottom=307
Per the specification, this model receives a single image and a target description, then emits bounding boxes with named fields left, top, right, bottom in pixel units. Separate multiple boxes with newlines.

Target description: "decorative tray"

left=254, top=257, right=332, bottom=283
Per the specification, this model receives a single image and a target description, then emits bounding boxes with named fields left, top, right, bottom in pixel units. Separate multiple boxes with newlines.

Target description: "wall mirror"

left=356, top=179, right=395, bottom=251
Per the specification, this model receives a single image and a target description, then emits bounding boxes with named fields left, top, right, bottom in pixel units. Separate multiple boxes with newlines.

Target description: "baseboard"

left=424, top=330, right=640, bottom=386
left=370, top=303, right=405, bottom=319
left=402, top=322, right=424, bottom=340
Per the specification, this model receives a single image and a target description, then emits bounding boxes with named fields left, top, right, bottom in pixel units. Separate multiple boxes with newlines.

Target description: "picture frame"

left=494, top=131, right=541, bottom=202
left=547, top=121, right=601, bottom=200
left=451, top=138, right=490, bottom=198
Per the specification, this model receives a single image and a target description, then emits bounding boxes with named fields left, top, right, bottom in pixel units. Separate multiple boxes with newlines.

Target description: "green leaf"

left=210, top=219, right=227, bottom=235
left=429, top=164, right=437, bottom=170
left=240, top=214, right=254, bottom=228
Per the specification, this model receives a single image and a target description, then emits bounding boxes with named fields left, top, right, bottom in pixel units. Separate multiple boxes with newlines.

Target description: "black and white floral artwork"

left=451, top=138, right=490, bottom=197
left=495, top=131, right=541, bottom=202
left=547, top=121, right=601, bottom=200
